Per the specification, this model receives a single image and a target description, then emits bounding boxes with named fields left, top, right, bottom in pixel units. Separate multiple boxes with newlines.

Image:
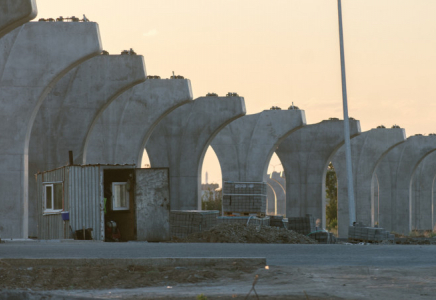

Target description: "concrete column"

left=84, top=78, right=193, bottom=165
left=266, top=182, right=277, bottom=215
left=411, top=150, right=436, bottom=231
left=0, top=22, right=101, bottom=239
left=0, top=0, right=37, bottom=39
left=333, top=128, right=406, bottom=237
left=275, top=119, right=361, bottom=228
left=375, top=135, right=436, bottom=234
left=211, top=110, right=306, bottom=184
left=28, top=55, right=146, bottom=236
left=267, top=172, right=286, bottom=216
left=145, top=96, right=246, bottom=210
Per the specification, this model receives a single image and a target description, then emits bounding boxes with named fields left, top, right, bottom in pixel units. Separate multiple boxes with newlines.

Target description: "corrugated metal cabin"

left=36, top=165, right=170, bottom=242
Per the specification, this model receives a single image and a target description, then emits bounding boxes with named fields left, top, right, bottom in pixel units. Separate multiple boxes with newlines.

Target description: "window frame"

left=112, top=182, right=129, bottom=211
left=43, top=181, right=64, bottom=214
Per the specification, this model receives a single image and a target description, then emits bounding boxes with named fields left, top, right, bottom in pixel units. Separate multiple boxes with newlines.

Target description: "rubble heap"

left=171, top=223, right=317, bottom=244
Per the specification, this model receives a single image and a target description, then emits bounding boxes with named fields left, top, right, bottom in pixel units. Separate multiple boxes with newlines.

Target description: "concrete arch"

left=0, top=0, right=37, bottom=39
left=409, top=148, right=436, bottom=231
left=432, top=173, right=436, bottom=230
left=145, top=96, right=246, bottom=210
left=266, top=182, right=277, bottom=215
left=211, top=110, right=306, bottom=185
left=0, top=22, right=101, bottom=239
left=84, top=79, right=193, bottom=165
left=332, top=127, right=406, bottom=237
left=375, top=135, right=436, bottom=234
left=268, top=173, right=286, bottom=216
left=28, top=55, right=146, bottom=236
left=276, top=119, right=361, bottom=228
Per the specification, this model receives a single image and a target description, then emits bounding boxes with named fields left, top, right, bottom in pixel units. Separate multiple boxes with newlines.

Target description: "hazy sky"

left=36, top=0, right=436, bottom=184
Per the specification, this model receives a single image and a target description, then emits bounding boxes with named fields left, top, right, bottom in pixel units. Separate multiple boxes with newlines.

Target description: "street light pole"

left=337, top=0, right=356, bottom=225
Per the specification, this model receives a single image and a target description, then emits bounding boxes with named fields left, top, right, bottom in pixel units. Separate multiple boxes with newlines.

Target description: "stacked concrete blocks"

left=216, top=216, right=270, bottom=227
left=348, top=223, right=394, bottom=243
left=170, top=210, right=219, bottom=239
left=269, top=215, right=287, bottom=229
left=222, top=181, right=267, bottom=215
left=308, top=231, right=337, bottom=244
left=287, top=214, right=317, bottom=236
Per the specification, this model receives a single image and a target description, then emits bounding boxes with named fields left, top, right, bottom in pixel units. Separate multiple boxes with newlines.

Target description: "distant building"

left=201, top=183, right=220, bottom=201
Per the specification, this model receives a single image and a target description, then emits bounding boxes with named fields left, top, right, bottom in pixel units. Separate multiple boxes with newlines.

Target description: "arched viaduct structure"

left=0, top=0, right=37, bottom=39
left=276, top=119, right=361, bottom=228
left=375, top=135, right=436, bottom=234
left=0, top=21, right=101, bottom=239
left=28, top=55, right=146, bottom=235
left=146, top=96, right=246, bottom=210
left=210, top=109, right=306, bottom=183
left=411, top=150, right=436, bottom=231
left=332, top=127, right=406, bottom=237
left=84, top=78, right=193, bottom=166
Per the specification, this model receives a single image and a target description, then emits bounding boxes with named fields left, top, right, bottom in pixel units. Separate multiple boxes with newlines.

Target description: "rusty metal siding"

left=37, top=169, right=67, bottom=239
left=68, top=166, right=102, bottom=240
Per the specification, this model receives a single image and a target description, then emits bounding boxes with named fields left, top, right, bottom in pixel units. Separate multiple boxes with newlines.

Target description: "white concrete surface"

left=146, top=96, right=246, bottom=210
left=333, top=128, right=406, bottom=237
left=275, top=119, right=361, bottom=227
left=211, top=110, right=306, bottom=184
left=0, top=0, right=37, bottom=39
left=267, top=172, right=286, bottom=216
left=84, top=79, right=193, bottom=166
left=411, top=150, right=436, bottom=231
left=0, top=22, right=101, bottom=239
left=376, top=135, right=436, bottom=234
left=28, top=55, right=146, bottom=236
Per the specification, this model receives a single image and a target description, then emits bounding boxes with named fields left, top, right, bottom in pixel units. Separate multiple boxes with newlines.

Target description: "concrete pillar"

left=211, top=110, right=306, bottom=184
left=0, top=22, right=101, bottom=239
left=266, top=182, right=277, bottom=215
left=275, top=119, right=361, bottom=228
left=411, top=150, right=436, bottom=231
left=333, top=127, right=406, bottom=237
left=376, top=135, right=436, bottom=234
left=267, top=172, right=286, bottom=216
left=145, top=96, right=246, bottom=210
left=0, top=0, right=37, bottom=39
left=28, top=55, right=146, bottom=236
left=84, top=78, right=193, bottom=165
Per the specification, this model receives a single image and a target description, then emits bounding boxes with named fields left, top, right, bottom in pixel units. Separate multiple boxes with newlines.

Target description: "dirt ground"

left=2, top=261, right=436, bottom=299
left=0, top=260, right=259, bottom=291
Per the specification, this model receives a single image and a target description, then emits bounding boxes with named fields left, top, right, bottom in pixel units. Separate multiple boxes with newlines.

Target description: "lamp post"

left=337, top=0, right=356, bottom=225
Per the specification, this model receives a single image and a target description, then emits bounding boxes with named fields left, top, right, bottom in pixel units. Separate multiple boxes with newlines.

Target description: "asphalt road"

left=1, top=241, right=435, bottom=267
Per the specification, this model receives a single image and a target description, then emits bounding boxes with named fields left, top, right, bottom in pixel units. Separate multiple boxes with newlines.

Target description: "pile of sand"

left=171, top=223, right=317, bottom=244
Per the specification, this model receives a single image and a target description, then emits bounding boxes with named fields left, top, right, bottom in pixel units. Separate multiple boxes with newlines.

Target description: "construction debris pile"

left=171, top=223, right=317, bottom=244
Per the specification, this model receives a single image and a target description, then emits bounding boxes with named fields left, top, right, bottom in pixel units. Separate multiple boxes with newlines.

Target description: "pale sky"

left=36, top=0, right=436, bottom=184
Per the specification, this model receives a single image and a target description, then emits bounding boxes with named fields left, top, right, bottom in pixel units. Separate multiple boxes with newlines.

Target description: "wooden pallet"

left=224, top=211, right=266, bottom=218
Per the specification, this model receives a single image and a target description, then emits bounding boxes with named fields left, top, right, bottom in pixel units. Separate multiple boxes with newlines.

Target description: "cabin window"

left=112, top=182, right=129, bottom=210
left=44, top=183, right=63, bottom=212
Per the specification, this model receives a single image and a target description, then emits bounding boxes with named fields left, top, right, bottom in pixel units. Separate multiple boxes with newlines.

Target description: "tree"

left=201, top=187, right=222, bottom=213
left=325, top=162, right=338, bottom=230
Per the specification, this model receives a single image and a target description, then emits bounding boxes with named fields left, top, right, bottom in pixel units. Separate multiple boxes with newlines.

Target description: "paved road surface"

left=1, top=242, right=435, bottom=267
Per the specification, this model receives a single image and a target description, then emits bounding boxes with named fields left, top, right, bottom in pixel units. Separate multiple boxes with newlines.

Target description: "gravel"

left=171, top=223, right=317, bottom=244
